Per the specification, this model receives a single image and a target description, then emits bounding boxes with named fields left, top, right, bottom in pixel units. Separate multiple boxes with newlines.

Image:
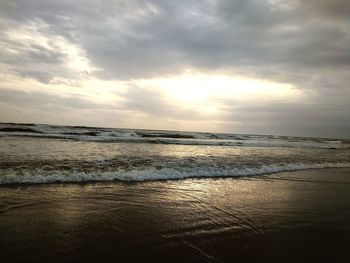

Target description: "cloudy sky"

left=0, top=0, right=349, bottom=138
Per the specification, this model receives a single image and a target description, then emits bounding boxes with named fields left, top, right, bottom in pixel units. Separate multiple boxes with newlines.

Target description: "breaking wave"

left=1, top=122, right=350, bottom=185
left=1, top=162, right=350, bottom=185
left=0, top=122, right=349, bottom=149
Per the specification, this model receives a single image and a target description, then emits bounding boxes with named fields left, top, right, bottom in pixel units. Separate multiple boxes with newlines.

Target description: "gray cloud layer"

left=0, top=0, right=349, bottom=137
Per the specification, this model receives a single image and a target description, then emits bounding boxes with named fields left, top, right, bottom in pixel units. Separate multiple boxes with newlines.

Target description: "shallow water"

left=1, top=168, right=350, bottom=262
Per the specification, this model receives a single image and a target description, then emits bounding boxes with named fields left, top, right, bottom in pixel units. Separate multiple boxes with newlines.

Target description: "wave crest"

left=1, top=162, right=349, bottom=185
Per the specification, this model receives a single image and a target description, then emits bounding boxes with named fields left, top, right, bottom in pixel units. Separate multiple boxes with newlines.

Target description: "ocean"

left=1, top=122, right=350, bottom=262
left=0, top=122, right=349, bottom=184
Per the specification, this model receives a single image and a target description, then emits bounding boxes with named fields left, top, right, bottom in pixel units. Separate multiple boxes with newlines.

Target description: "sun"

left=165, top=77, right=213, bottom=103
left=148, top=72, right=300, bottom=104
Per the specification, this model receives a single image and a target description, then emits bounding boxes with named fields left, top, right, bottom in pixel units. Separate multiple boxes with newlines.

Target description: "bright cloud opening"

left=137, top=72, right=301, bottom=104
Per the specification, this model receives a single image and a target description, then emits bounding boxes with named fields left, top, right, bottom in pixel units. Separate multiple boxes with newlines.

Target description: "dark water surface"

left=1, top=168, right=350, bottom=263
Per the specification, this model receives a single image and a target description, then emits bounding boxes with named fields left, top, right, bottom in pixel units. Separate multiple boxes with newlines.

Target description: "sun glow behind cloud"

left=0, top=19, right=302, bottom=126
left=0, top=0, right=350, bottom=137
left=1, top=62, right=303, bottom=130
left=135, top=72, right=301, bottom=116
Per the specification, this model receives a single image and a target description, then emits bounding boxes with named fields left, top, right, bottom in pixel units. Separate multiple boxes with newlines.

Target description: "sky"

left=0, top=0, right=349, bottom=138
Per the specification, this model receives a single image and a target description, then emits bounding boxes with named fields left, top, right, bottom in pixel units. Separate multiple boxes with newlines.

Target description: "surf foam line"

left=1, top=162, right=350, bottom=185
left=1, top=133, right=348, bottom=149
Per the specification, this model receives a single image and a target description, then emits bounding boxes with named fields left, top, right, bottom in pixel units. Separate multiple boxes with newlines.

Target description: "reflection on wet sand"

left=0, top=168, right=350, bottom=262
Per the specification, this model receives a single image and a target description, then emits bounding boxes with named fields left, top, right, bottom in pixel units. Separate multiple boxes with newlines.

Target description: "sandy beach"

left=1, top=168, right=349, bottom=263
left=2, top=0, right=350, bottom=262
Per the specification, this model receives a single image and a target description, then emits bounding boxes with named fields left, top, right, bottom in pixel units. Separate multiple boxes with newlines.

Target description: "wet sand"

left=1, top=168, right=350, bottom=263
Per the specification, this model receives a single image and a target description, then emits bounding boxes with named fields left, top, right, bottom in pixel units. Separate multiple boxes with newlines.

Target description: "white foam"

left=1, top=123, right=349, bottom=149
left=1, top=162, right=349, bottom=185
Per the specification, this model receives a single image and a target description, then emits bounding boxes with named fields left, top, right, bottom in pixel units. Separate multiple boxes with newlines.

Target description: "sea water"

left=1, top=122, right=349, bottom=184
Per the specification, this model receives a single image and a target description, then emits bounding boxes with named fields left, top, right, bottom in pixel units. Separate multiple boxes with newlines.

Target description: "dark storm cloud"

left=1, top=0, right=349, bottom=83
left=299, top=0, right=350, bottom=20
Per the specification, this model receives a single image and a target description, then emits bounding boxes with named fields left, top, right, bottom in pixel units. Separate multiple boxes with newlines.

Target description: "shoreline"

left=1, top=168, right=350, bottom=262
left=1, top=166, right=350, bottom=187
